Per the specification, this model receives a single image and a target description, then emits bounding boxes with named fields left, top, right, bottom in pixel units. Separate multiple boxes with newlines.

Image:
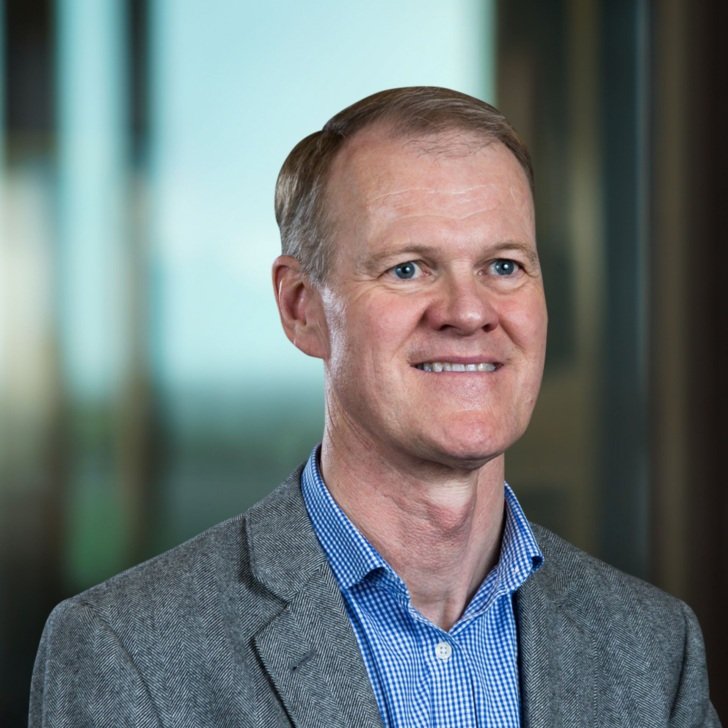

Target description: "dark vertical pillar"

left=1, top=3, right=60, bottom=723
left=597, top=0, right=650, bottom=579
left=650, top=0, right=728, bottom=715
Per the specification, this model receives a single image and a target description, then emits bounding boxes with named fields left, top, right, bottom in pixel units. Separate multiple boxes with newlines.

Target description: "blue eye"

left=392, top=261, right=419, bottom=279
left=492, top=259, right=518, bottom=276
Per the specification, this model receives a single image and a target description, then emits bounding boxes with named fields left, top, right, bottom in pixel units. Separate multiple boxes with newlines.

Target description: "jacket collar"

left=515, top=525, right=597, bottom=727
left=245, top=469, right=384, bottom=727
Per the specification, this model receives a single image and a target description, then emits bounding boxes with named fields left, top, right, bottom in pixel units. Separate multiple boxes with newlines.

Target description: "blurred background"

left=1, top=0, right=725, bottom=723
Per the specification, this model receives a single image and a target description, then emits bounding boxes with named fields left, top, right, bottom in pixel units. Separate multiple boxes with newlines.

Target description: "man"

left=30, top=87, right=719, bottom=726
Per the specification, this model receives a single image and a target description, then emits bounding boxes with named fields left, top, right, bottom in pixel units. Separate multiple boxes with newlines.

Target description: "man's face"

left=311, top=129, right=547, bottom=471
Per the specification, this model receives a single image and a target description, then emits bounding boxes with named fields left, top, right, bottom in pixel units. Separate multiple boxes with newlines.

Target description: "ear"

left=272, top=255, right=329, bottom=359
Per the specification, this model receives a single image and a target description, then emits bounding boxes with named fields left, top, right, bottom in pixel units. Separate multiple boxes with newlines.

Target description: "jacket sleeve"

left=670, top=601, right=722, bottom=727
left=29, top=600, right=161, bottom=728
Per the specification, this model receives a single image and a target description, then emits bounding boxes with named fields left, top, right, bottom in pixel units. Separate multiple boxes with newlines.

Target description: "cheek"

left=374, top=299, right=420, bottom=336
left=341, top=292, right=422, bottom=345
left=502, top=293, right=548, bottom=355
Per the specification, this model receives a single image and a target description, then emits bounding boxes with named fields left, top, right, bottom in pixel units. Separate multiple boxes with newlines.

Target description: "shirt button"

left=435, top=641, right=452, bottom=661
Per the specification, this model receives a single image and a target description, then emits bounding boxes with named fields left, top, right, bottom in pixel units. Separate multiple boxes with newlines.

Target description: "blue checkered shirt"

left=301, top=447, right=544, bottom=728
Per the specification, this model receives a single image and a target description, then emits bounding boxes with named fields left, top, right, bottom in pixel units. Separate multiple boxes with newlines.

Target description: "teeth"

left=417, top=362, right=497, bottom=373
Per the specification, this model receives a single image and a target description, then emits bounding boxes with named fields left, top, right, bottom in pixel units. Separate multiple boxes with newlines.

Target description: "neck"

left=320, top=429, right=506, bottom=631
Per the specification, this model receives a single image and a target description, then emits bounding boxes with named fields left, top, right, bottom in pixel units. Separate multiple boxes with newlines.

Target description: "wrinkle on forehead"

left=364, top=182, right=535, bottom=232
left=366, top=184, right=496, bottom=204
left=365, top=182, right=530, bottom=211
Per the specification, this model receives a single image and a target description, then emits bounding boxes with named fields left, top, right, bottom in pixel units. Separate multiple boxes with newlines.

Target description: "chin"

left=424, top=419, right=524, bottom=471
left=440, top=445, right=504, bottom=470
left=421, top=435, right=506, bottom=471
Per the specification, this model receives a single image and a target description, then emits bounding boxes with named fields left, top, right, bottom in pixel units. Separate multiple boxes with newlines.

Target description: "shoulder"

left=530, top=523, right=687, bottom=624
left=529, top=523, right=695, bottom=637
left=521, top=525, right=719, bottom=725
left=30, top=468, right=326, bottom=726
left=45, top=468, right=310, bottom=646
left=529, top=525, right=702, bottom=664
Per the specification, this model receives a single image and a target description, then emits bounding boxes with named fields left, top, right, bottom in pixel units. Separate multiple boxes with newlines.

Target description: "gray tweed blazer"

left=29, top=469, right=720, bottom=727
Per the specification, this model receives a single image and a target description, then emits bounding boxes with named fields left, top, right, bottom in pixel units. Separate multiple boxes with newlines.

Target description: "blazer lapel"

left=515, top=562, right=597, bottom=728
left=246, top=472, right=383, bottom=728
left=253, top=565, right=383, bottom=727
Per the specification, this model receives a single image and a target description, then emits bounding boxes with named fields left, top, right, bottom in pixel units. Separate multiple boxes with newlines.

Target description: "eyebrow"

left=487, top=241, right=540, bottom=266
left=363, top=240, right=540, bottom=270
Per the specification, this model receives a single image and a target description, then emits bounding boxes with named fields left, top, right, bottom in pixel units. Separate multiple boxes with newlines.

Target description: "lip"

left=411, top=355, right=501, bottom=366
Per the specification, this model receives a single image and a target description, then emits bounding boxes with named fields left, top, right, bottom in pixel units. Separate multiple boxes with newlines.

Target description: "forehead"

left=330, top=125, right=494, bottom=181
left=324, top=127, right=534, bottom=235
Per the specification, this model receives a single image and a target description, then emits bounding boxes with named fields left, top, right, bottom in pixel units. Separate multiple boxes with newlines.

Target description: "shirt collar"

left=302, top=447, right=388, bottom=590
left=462, top=483, right=544, bottom=621
left=301, top=445, right=544, bottom=601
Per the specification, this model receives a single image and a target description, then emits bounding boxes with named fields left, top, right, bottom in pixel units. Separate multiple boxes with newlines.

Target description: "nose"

left=424, top=272, right=499, bottom=334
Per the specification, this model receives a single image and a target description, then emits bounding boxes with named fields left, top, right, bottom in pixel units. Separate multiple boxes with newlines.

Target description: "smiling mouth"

left=415, top=361, right=499, bottom=373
